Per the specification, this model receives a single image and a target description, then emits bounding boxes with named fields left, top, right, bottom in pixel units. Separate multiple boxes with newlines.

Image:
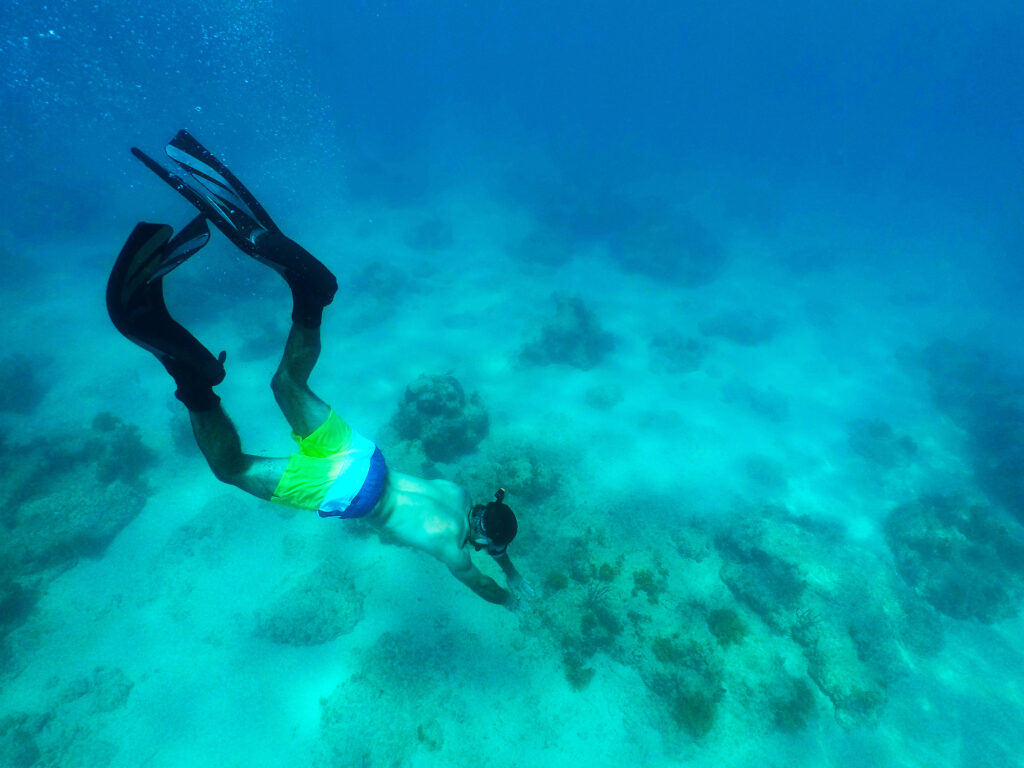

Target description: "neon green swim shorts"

left=270, top=411, right=387, bottom=518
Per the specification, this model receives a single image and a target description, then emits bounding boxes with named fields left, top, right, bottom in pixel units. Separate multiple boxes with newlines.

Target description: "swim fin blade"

left=132, top=129, right=276, bottom=254
left=107, top=218, right=225, bottom=387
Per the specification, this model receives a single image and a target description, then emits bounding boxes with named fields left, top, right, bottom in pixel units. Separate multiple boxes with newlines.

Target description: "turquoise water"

left=2, top=2, right=1023, bottom=766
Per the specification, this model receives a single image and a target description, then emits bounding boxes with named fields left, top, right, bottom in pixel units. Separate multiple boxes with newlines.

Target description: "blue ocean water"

left=2, top=1, right=1023, bottom=766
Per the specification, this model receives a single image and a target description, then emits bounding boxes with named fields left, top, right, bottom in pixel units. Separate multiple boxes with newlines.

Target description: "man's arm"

left=448, top=557, right=514, bottom=607
left=493, top=552, right=521, bottom=581
left=493, top=552, right=535, bottom=599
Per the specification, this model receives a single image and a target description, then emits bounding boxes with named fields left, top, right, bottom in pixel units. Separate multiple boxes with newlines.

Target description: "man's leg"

left=107, top=219, right=291, bottom=501
left=189, top=406, right=288, bottom=499
left=270, top=323, right=331, bottom=439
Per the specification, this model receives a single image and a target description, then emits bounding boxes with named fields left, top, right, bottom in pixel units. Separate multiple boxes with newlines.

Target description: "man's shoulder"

left=391, top=472, right=466, bottom=500
left=405, top=476, right=470, bottom=511
left=431, top=478, right=471, bottom=503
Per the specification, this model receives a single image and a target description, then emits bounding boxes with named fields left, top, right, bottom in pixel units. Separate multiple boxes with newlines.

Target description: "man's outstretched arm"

left=448, top=559, right=514, bottom=607
left=493, top=552, right=535, bottom=600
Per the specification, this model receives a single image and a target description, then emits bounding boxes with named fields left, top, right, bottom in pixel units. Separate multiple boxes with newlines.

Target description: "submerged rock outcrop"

left=520, top=294, right=614, bottom=370
left=885, top=494, right=1024, bottom=623
left=0, top=413, right=154, bottom=662
left=391, top=373, right=489, bottom=463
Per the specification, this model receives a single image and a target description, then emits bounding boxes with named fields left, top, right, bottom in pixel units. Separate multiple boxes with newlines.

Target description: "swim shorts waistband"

left=319, top=444, right=387, bottom=519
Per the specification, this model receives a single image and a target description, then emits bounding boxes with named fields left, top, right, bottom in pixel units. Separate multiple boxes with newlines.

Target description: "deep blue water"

left=3, top=1, right=1023, bottom=233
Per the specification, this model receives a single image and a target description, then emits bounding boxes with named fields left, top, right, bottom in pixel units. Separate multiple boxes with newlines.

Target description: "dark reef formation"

left=0, top=666, right=133, bottom=766
left=391, top=374, right=489, bottom=463
left=255, top=556, right=364, bottom=645
left=504, top=173, right=644, bottom=247
left=520, top=294, right=614, bottom=370
left=884, top=494, right=1024, bottom=623
left=919, top=340, right=1024, bottom=524
left=236, top=314, right=288, bottom=362
left=609, top=215, right=726, bottom=287
left=0, top=413, right=154, bottom=661
left=847, top=418, right=918, bottom=466
left=502, top=170, right=725, bottom=287
left=317, top=628, right=489, bottom=766
left=715, top=526, right=806, bottom=632
left=584, top=384, right=624, bottom=410
left=649, top=331, right=708, bottom=375
left=0, top=353, right=50, bottom=415
left=455, top=443, right=560, bottom=506
left=526, top=500, right=944, bottom=737
left=713, top=508, right=943, bottom=727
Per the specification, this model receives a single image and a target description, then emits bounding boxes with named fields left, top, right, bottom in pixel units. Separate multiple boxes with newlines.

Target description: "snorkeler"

left=107, top=130, right=533, bottom=610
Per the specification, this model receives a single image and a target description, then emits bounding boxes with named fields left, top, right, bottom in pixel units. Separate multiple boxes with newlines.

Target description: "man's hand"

left=503, top=589, right=521, bottom=613
left=508, top=572, right=536, bottom=605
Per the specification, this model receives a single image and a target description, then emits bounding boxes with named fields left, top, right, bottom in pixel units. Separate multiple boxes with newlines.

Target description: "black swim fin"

left=133, top=129, right=338, bottom=325
left=107, top=218, right=226, bottom=410
left=132, top=130, right=275, bottom=255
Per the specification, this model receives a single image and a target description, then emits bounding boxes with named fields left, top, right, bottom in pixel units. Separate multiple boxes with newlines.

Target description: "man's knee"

left=270, top=368, right=289, bottom=395
left=207, top=455, right=251, bottom=487
left=209, top=456, right=281, bottom=500
left=271, top=367, right=309, bottom=400
left=229, top=456, right=285, bottom=500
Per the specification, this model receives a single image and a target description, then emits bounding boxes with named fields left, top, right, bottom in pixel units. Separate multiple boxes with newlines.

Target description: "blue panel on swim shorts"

left=327, top=447, right=387, bottom=519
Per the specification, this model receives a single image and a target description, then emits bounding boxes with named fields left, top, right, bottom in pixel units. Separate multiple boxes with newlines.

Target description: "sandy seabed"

left=2, top=177, right=1023, bottom=768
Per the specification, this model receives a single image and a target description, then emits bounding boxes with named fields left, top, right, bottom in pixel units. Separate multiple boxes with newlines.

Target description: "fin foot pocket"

left=255, top=230, right=338, bottom=326
left=108, top=220, right=225, bottom=409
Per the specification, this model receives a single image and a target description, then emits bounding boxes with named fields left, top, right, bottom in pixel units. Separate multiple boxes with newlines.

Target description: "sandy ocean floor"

left=2, top=172, right=1023, bottom=768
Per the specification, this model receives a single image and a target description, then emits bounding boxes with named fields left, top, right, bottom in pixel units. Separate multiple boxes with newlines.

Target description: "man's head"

left=470, top=488, right=518, bottom=556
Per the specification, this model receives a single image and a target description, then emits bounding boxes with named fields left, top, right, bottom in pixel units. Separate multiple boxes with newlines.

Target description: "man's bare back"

left=367, top=473, right=528, bottom=608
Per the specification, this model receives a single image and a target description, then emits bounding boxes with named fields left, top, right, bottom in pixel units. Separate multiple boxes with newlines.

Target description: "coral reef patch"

left=0, top=667, right=133, bottom=767
left=523, top=498, right=944, bottom=738
left=454, top=440, right=561, bottom=505
left=349, top=259, right=412, bottom=303
left=884, top=494, right=1024, bottom=623
left=0, top=414, right=153, bottom=658
left=0, top=353, right=51, bottom=415
left=919, top=340, right=1024, bottom=524
left=649, top=331, right=708, bottom=374
left=584, top=383, right=624, bottom=410
left=316, top=628, right=501, bottom=767
left=609, top=215, right=726, bottom=287
left=520, top=294, right=614, bottom=369
left=255, top=555, right=364, bottom=645
left=390, top=374, right=489, bottom=463
left=847, top=418, right=918, bottom=466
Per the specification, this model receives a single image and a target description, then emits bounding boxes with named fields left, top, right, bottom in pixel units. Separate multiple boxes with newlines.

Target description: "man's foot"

left=252, top=230, right=338, bottom=326
left=107, top=218, right=226, bottom=409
